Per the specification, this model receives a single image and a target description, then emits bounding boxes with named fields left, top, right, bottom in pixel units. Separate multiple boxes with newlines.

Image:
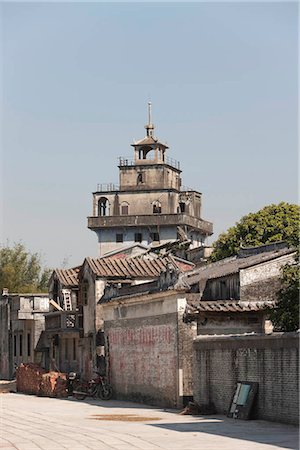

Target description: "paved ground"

left=0, top=393, right=298, bottom=450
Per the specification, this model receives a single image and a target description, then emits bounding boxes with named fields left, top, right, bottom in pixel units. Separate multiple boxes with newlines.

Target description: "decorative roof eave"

left=131, top=136, right=169, bottom=148
left=185, top=300, right=276, bottom=316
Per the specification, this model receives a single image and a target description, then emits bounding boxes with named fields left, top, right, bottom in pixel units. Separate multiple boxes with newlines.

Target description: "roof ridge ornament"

left=145, top=101, right=155, bottom=137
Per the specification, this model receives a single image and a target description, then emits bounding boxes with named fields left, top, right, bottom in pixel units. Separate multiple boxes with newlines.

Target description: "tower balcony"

left=87, top=213, right=213, bottom=236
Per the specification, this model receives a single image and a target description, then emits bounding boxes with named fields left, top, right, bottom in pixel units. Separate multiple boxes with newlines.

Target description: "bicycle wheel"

left=73, top=384, right=88, bottom=400
left=98, top=383, right=113, bottom=400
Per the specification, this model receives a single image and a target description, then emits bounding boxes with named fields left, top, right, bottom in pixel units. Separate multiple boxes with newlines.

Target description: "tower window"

left=153, top=201, right=162, bottom=214
left=98, top=197, right=109, bottom=217
left=150, top=232, right=160, bottom=242
left=139, top=145, right=153, bottom=160
left=135, top=233, right=142, bottom=243
left=137, top=173, right=144, bottom=184
left=116, top=233, right=123, bottom=243
left=121, top=203, right=129, bottom=215
left=179, top=202, right=186, bottom=213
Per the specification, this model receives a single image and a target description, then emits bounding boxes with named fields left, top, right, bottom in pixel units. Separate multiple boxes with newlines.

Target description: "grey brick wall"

left=193, top=333, right=299, bottom=425
left=177, top=314, right=197, bottom=399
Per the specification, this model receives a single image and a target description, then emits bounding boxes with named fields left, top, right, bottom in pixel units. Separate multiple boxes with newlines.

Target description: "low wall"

left=16, top=363, right=68, bottom=398
left=193, top=333, right=299, bottom=425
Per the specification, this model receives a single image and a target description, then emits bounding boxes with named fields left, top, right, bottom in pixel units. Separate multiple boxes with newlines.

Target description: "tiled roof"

left=197, top=300, right=276, bottom=312
left=54, top=267, right=80, bottom=287
left=183, top=248, right=295, bottom=286
left=85, top=255, right=190, bottom=279
left=186, top=300, right=276, bottom=314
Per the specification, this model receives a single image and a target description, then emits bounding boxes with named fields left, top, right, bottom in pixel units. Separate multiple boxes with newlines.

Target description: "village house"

left=41, top=266, right=81, bottom=373
left=43, top=253, right=194, bottom=379
left=99, top=242, right=296, bottom=408
left=0, top=291, right=49, bottom=380
left=182, top=241, right=296, bottom=334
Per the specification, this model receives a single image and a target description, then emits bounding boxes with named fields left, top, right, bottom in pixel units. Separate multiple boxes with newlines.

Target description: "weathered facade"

left=45, top=254, right=194, bottom=380
left=101, top=270, right=196, bottom=408
left=193, top=333, right=299, bottom=425
left=99, top=243, right=296, bottom=408
left=45, top=266, right=81, bottom=374
left=88, top=103, right=213, bottom=256
left=182, top=243, right=296, bottom=335
left=0, top=292, right=49, bottom=380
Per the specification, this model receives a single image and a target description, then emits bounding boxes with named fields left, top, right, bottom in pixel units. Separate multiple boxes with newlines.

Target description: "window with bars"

left=27, top=333, right=31, bottom=357
left=116, top=233, right=123, bottom=243
left=82, top=280, right=88, bottom=305
left=73, top=338, right=77, bottom=360
left=150, top=232, right=160, bottom=242
left=134, top=233, right=143, bottom=243
left=19, top=334, right=23, bottom=357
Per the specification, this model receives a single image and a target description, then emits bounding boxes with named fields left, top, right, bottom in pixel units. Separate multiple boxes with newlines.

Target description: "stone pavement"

left=0, top=393, right=298, bottom=450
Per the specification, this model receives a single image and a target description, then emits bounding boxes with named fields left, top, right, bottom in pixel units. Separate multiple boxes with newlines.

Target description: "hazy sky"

left=1, top=2, right=298, bottom=269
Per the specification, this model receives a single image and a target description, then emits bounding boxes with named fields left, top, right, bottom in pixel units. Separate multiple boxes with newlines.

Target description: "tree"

left=0, top=243, right=51, bottom=294
left=268, top=264, right=299, bottom=332
left=210, top=202, right=300, bottom=262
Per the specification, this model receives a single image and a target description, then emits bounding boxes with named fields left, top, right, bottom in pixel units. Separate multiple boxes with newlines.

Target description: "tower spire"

left=148, top=101, right=152, bottom=125
left=145, top=101, right=155, bottom=137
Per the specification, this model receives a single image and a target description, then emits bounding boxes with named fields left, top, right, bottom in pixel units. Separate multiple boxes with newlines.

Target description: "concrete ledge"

left=193, top=332, right=299, bottom=350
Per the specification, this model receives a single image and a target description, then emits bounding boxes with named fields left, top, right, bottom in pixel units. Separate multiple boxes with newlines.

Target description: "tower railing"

left=95, top=183, right=199, bottom=193
left=96, top=183, right=119, bottom=192
left=181, top=186, right=197, bottom=192
left=118, top=156, right=180, bottom=170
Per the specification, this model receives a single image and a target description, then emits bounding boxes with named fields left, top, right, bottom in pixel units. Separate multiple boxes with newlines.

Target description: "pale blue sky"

left=1, top=2, right=298, bottom=269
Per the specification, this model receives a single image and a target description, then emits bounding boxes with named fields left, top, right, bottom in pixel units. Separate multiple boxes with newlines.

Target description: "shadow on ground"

left=51, top=394, right=174, bottom=412
left=52, top=396, right=300, bottom=450
left=148, top=421, right=299, bottom=450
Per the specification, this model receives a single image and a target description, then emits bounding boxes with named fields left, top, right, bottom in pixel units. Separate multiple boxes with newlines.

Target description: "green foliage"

left=0, top=243, right=51, bottom=294
left=268, top=264, right=299, bottom=332
left=210, top=202, right=300, bottom=262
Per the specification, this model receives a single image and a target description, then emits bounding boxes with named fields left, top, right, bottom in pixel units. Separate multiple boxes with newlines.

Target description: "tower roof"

left=131, top=135, right=169, bottom=148
left=131, top=102, right=169, bottom=149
